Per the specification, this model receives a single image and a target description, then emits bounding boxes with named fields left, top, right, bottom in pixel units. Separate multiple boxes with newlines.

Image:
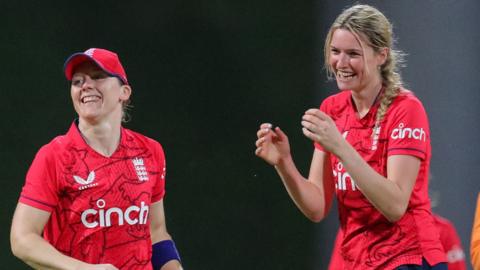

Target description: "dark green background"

left=2, top=1, right=478, bottom=269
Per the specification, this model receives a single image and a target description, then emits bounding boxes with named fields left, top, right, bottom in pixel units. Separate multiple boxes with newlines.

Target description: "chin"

left=337, top=80, right=361, bottom=91
left=336, top=83, right=350, bottom=91
left=79, top=113, right=101, bottom=122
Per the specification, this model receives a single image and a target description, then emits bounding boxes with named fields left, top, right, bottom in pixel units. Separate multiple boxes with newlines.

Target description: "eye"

left=71, top=77, right=84, bottom=87
left=331, top=48, right=340, bottom=54
left=91, top=72, right=108, bottom=80
left=348, top=51, right=361, bottom=57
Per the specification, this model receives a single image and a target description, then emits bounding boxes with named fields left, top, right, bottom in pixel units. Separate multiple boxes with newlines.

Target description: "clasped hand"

left=301, top=108, right=344, bottom=154
left=255, top=109, right=344, bottom=165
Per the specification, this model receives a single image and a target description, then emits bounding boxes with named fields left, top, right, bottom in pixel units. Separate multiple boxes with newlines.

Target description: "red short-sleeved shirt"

left=19, top=121, right=166, bottom=269
left=316, top=89, right=445, bottom=269
left=329, top=214, right=466, bottom=270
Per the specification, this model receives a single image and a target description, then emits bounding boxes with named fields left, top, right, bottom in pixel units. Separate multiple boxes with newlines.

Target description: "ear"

left=119, top=84, right=132, bottom=102
left=377, top=47, right=389, bottom=66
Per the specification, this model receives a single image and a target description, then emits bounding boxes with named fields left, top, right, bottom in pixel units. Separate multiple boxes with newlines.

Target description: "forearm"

left=25, top=261, right=68, bottom=270
left=275, top=155, right=328, bottom=222
left=151, top=239, right=182, bottom=270
left=160, top=260, right=182, bottom=270
left=150, top=200, right=182, bottom=270
left=335, top=143, right=409, bottom=222
left=12, top=232, right=84, bottom=270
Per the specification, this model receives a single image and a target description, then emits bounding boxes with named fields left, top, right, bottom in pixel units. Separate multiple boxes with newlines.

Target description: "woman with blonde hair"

left=255, top=5, right=446, bottom=269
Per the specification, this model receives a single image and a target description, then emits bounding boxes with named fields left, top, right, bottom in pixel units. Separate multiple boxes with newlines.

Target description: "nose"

left=80, top=76, right=95, bottom=90
left=336, top=53, right=349, bottom=68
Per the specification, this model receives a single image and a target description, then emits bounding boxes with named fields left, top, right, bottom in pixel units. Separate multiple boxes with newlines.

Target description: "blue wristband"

left=151, top=240, right=181, bottom=269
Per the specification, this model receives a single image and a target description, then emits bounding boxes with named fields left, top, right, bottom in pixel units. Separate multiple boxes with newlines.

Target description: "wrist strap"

left=152, top=239, right=181, bottom=269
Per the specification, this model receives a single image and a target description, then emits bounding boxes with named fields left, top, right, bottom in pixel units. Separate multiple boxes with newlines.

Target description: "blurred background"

left=1, top=0, right=478, bottom=269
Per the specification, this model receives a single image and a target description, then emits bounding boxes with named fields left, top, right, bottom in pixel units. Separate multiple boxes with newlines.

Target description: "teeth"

left=337, top=71, right=355, bottom=79
left=82, top=96, right=100, bottom=103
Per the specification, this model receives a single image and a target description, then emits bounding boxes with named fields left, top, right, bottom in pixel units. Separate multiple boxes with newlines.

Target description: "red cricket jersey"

left=328, top=214, right=466, bottom=270
left=316, top=89, right=446, bottom=269
left=19, top=121, right=166, bottom=269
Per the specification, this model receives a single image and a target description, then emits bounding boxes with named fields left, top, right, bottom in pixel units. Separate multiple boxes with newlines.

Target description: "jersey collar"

left=67, top=119, right=126, bottom=158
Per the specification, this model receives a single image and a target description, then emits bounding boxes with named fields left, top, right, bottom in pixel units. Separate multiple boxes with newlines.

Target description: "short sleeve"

left=19, top=145, right=59, bottom=212
left=386, top=98, right=430, bottom=160
left=151, top=142, right=166, bottom=203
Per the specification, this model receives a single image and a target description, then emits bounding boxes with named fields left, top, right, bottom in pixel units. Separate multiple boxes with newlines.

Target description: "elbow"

left=308, top=215, right=324, bottom=223
left=10, top=234, right=25, bottom=259
left=10, top=232, right=32, bottom=261
left=385, top=214, right=403, bottom=223
left=305, top=210, right=325, bottom=223
left=383, top=206, right=407, bottom=223
left=304, top=204, right=331, bottom=223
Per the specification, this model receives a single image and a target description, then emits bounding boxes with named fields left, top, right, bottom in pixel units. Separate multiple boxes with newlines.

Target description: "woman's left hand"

left=301, top=109, right=345, bottom=154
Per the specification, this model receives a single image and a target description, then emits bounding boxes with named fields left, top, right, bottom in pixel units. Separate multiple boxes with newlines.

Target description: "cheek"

left=328, top=55, right=339, bottom=69
left=350, top=59, right=364, bottom=72
left=70, top=88, right=79, bottom=101
left=70, top=89, right=81, bottom=113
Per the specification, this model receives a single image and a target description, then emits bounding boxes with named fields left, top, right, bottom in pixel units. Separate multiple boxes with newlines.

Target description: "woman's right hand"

left=255, top=123, right=291, bottom=166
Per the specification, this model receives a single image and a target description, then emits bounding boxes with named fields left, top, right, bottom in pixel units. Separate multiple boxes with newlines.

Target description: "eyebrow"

left=330, top=45, right=362, bottom=53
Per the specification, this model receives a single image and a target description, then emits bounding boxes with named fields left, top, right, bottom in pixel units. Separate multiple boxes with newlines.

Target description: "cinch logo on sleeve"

left=391, top=123, right=426, bottom=141
left=81, top=199, right=149, bottom=228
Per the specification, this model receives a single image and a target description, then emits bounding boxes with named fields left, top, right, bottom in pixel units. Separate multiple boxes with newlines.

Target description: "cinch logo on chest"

left=333, top=162, right=358, bottom=191
left=81, top=199, right=149, bottom=228
left=132, top=157, right=149, bottom=181
left=391, top=123, right=426, bottom=141
left=73, top=171, right=98, bottom=190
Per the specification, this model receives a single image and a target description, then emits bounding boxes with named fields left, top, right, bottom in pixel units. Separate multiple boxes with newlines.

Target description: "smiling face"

left=70, top=61, right=131, bottom=124
left=328, top=28, right=386, bottom=93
